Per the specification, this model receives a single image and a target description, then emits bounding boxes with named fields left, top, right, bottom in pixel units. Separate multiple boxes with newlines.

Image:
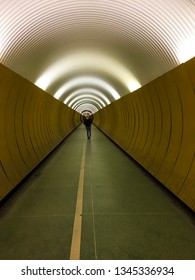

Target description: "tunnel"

left=0, top=0, right=195, bottom=261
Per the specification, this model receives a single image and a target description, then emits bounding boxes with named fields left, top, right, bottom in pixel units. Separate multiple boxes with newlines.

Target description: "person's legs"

left=86, top=126, right=91, bottom=139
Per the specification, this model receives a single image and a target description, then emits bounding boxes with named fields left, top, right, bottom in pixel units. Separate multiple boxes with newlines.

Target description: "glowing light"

left=76, top=104, right=98, bottom=114
left=69, top=94, right=106, bottom=108
left=35, top=49, right=140, bottom=92
left=72, top=99, right=103, bottom=110
left=64, top=88, right=110, bottom=105
left=128, top=81, right=141, bottom=92
left=35, top=75, right=51, bottom=90
left=177, top=36, right=195, bottom=63
left=1, top=0, right=195, bottom=94
left=54, top=76, right=120, bottom=100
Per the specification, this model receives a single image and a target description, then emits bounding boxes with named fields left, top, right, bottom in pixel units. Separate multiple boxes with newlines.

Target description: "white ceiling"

left=1, top=0, right=195, bottom=113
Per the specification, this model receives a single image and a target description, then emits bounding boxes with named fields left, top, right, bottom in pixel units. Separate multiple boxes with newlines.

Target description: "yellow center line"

left=69, top=140, right=86, bottom=260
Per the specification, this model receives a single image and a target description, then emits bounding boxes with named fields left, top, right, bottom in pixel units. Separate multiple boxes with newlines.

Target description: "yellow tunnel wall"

left=0, top=63, right=81, bottom=201
left=94, top=57, right=195, bottom=212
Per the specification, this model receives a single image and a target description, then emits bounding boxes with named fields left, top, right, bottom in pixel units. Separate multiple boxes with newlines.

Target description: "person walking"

left=83, top=115, right=93, bottom=139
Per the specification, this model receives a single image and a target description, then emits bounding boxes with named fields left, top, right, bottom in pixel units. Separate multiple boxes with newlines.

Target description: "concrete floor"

left=0, top=124, right=194, bottom=260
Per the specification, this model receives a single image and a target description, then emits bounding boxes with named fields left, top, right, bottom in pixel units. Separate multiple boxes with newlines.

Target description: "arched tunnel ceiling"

left=1, top=0, right=195, bottom=113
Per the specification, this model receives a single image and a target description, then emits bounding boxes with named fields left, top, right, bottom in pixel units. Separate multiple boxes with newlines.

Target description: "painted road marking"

left=70, top=140, right=86, bottom=260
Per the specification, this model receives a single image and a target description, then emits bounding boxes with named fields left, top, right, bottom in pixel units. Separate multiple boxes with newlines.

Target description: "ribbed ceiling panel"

left=0, top=0, right=194, bottom=113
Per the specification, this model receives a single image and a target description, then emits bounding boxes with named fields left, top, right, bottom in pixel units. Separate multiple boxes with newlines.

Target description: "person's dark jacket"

left=84, top=118, right=92, bottom=127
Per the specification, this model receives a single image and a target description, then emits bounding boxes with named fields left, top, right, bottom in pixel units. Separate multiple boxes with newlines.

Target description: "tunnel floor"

left=0, top=124, right=195, bottom=260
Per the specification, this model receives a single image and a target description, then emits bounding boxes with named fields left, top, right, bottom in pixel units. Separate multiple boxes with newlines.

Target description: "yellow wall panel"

left=155, top=72, right=183, bottom=193
left=185, top=58, right=195, bottom=91
left=137, top=85, right=155, bottom=166
left=133, top=91, right=145, bottom=159
left=0, top=66, right=13, bottom=196
left=23, top=83, right=40, bottom=165
left=0, top=63, right=80, bottom=200
left=15, top=78, right=36, bottom=170
left=142, top=83, right=162, bottom=171
left=5, top=83, right=29, bottom=180
left=120, top=99, right=130, bottom=150
left=178, top=152, right=195, bottom=211
left=27, top=87, right=43, bottom=161
left=168, top=63, right=195, bottom=207
left=127, top=96, right=140, bottom=157
left=125, top=95, right=135, bottom=154
left=0, top=165, right=11, bottom=200
left=94, top=57, right=195, bottom=211
left=151, top=77, right=172, bottom=180
left=0, top=69, right=23, bottom=186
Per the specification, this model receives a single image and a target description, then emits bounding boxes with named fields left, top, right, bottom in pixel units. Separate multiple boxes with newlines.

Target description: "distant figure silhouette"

left=83, top=115, right=93, bottom=139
